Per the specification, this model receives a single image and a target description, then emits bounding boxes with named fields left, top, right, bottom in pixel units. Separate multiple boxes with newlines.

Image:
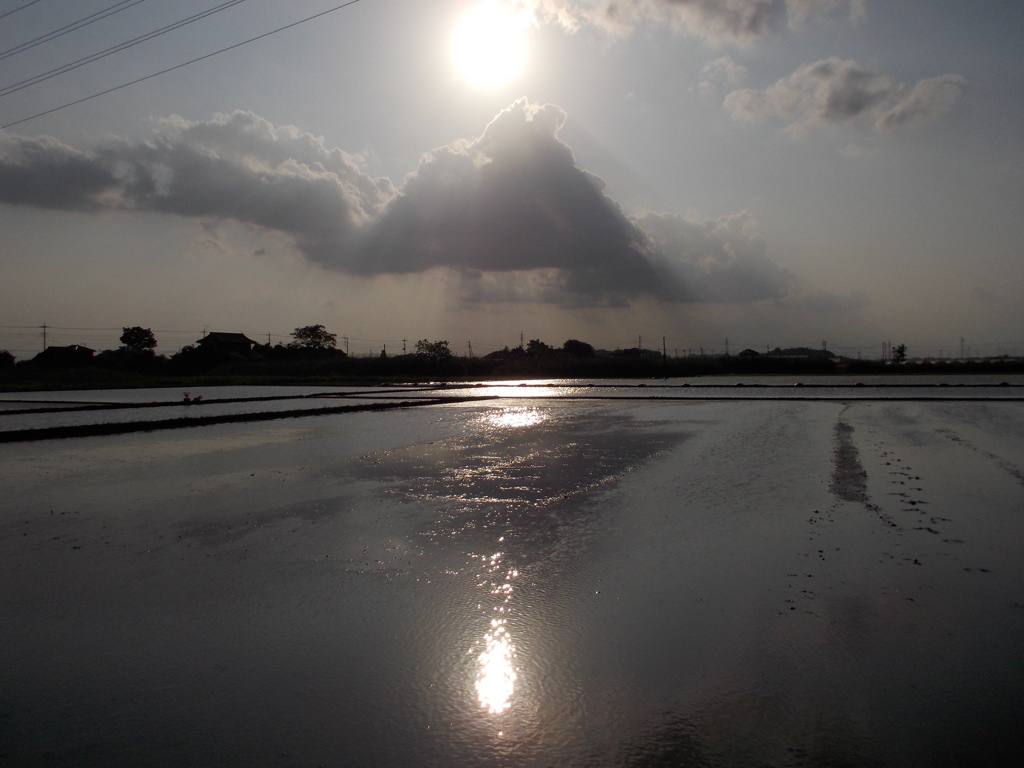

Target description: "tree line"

left=3, top=325, right=1018, bottom=385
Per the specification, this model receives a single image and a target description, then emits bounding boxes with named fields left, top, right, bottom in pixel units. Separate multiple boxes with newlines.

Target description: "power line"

left=0, top=0, right=151, bottom=63
left=0, top=0, right=47, bottom=24
left=1, top=0, right=366, bottom=131
left=1, top=0, right=252, bottom=100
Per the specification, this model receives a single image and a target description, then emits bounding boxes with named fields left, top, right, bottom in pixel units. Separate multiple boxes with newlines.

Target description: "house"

left=195, top=332, right=256, bottom=358
left=30, top=344, right=95, bottom=367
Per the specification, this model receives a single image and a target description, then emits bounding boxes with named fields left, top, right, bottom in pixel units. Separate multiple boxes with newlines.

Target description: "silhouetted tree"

left=120, top=326, right=157, bottom=353
left=526, top=339, right=551, bottom=355
left=414, top=339, right=452, bottom=362
left=0, top=349, right=14, bottom=368
left=562, top=339, right=595, bottom=357
left=168, top=344, right=209, bottom=373
left=893, top=344, right=907, bottom=363
left=290, top=324, right=338, bottom=350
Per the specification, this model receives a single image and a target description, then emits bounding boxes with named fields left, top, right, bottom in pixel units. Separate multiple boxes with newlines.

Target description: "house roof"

left=41, top=344, right=95, bottom=354
left=197, top=332, right=256, bottom=346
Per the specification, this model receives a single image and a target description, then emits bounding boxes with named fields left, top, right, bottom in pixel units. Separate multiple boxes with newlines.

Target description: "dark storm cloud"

left=0, top=102, right=798, bottom=307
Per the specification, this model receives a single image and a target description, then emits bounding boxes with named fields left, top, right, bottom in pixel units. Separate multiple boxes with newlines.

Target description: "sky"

left=1, top=0, right=1022, bottom=359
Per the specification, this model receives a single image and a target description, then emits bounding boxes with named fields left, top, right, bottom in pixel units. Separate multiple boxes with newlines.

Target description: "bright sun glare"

left=451, top=1, right=527, bottom=87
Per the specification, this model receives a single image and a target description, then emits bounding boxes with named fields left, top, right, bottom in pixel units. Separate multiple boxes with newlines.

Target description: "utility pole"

left=520, top=332, right=524, bottom=350
left=402, top=339, right=407, bottom=353
left=960, top=336, right=965, bottom=360
left=467, top=340, right=473, bottom=358
left=662, top=336, right=667, bottom=360
left=41, top=323, right=47, bottom=350
left=343, top=336, right=349, bottom=355
left=638, top=334, right=642, bottom=349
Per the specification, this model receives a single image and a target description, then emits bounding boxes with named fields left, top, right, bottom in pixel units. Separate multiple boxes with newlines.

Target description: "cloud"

left=700, top=56, right=748, bottom=95
left=0, top=111, right=395, bottom=265
left=785, top=0, right=865, bottom=28
left=634, top=210, right=794, bottom=302
left=725, top=57, right=893, bottom=130
left=342, top=99, right=796, bottom=306
left=106, top=112, right=396, bottom=265
left=352, top=99, right=679, bottom=306
left=776, top=287, right=868, bottom=314
left=724, top=57, right=963, bottom=133
left=531, top=0, right=862, bottom=43
left=0, top=101, right=799, bottom=308
left=839, top=142, right=875, bottom=158
left=0, top=133, right=117, bottom=211
left=875, top=74, right=965, bottom=130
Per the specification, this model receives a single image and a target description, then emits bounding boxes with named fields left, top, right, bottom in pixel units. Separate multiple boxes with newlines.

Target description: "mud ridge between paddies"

left=0, top=397, right=497, bottom=443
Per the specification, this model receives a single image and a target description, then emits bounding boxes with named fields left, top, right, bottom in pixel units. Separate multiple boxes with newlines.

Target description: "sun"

left=451, top=1, right=528, bottom=87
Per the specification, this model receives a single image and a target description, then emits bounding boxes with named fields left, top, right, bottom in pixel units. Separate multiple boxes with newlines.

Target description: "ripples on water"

left=2, top=380, right=1024, bottom=766
left=473, top=548, right=518, bottom=715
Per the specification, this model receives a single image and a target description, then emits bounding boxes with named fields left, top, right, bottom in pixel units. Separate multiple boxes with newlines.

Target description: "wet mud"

left=1, top=388, right=1023, bottom=766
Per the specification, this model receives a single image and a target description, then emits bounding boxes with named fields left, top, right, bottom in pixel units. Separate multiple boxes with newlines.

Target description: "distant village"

left=2, top=325, right=1022, bottom=387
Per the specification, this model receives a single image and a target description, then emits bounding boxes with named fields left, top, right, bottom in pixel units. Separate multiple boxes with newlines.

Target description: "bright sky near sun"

left=451, top=1, right=528, bottom=86
left=1, top=0, right=1022, bottom=359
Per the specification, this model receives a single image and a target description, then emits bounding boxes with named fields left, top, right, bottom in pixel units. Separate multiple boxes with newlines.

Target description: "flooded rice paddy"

left=1, top=377, right=1023, bottom=766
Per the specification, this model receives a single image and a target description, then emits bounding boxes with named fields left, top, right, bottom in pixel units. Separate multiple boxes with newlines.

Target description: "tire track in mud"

left=857, top=411, right=1019, bottom=586
left=782, top=407, right=921, bottom=617
left=836, top=406, right=954, bottom=562
left=828, top=408, right=902, bottom=532
left=935, top=427, right=1024, bottom=486
left=799, top=405, right=1005, bottom=603
left=778, top=409, right=864, bottom=617
left=829, top=417, right=868, bottom=504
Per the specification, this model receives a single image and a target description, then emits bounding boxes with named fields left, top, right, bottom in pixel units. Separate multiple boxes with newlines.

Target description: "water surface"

left=1, top=382, right=1023, bottom=765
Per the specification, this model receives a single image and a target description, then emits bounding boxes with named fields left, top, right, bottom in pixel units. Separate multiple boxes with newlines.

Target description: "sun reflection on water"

left=473, top=549, right=520, bottom=714
left=476, top=616, right=516, bottom=714
left=481, top=407, right=547, bottom=429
